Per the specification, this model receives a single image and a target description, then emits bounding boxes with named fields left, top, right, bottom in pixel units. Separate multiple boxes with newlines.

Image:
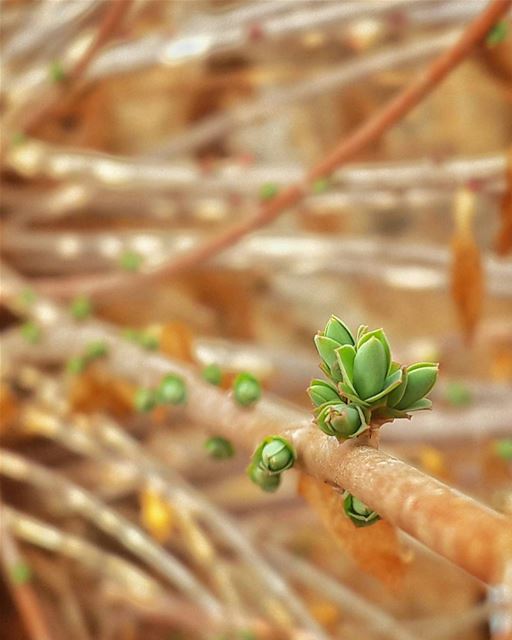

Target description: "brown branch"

left=0, top=513, right=54, bottom=640
left=2, top=262, right=511, bottom=586
left=22, top=0, right=132, bottom=135
left=32, top=0, right=511, bottom=300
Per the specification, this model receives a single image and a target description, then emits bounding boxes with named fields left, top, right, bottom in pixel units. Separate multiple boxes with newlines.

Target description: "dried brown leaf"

left=298, top=473, right=409, bottom=588
left=451, top=188, right=485, bottom=342
left=495, top=148, right=512, bottom=256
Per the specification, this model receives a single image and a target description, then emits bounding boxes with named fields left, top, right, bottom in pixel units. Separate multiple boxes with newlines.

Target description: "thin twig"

left=0, top=513, right=54, bottom=640
left=22, top=0, right=132, bottom=135
left=17, top=0, right=509, bottom=297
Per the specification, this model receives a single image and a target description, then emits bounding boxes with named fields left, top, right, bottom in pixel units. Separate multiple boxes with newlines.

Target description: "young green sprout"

left=233, top=372, right=261, bottom=406
left=20, top=321, right=41, bottom=344
left=134, top=388, right=157, bottom=413
left=157, top=374, right=187, bottom=405
left=119, top=250, right=143, bottom=272
left=204, top=436, right=234, bottom=460
left=343, top=493, right=380, bottom=528
left=248, top=436, right=295, bottom=493
left=202, top=363, right=223, bottom=386
left=70, top=295, right=92, bottom=320
left=311, top=315, right=439, bottom=526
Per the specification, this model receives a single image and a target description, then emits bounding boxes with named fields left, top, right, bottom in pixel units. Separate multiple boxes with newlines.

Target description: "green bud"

left=343, top=492, right=380, bottom=528
left=307, top=379, right=341, bottom=406
left=119, top=250, right=143, bottom=272
left=10, top=561, right=32, bottom=585
left=443, top=381, right=472, bottom=407
left=84, top=340, right=108, bottom=360
left=157, top=374, right=187, bottom=405
left=70, top=295, right=92, bottom=320
left=18, top=287, right=36, bottom=306
left=123, top=328, right=141, bottom=342
left=259, top=436, right=296, bottom=474
left=259, top=182, right=279, bottom=201
left=49, top=60, right=66, bottom=83
left=134, top=388, right=157, bottom=413
left=20, top=321, right=41, bottom=344
left=233, top=372, right=261, bottom=406
left=315, top=403, right=366, bottom=439
left=204, top=436, right=234, bottom=459
left=353, top=336, right=387, bottom=400
left=202, top=363, right=222, bottom=386
left=140, top=332, right=159, bottom=351
left=494, top=438, right=512, bottom=461
left=248, top=464, right=281, bottom=493
left=67, top=356, right=87, bottom=375
left=312, top=177, right=330, bottom=194
left=11, top=132, right=28, bottom=147
left=324, top=315, right=354, bottom=346
left=395, top=363, right=438, bottom=411
left=486, top=20, right=508, bottom=47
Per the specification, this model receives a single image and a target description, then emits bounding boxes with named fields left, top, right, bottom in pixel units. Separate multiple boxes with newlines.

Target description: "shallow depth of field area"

left=1, top=2, right=511, bottom=640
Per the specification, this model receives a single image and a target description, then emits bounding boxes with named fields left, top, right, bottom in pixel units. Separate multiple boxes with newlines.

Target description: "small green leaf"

left=307, top=379, right=341, bottom=406
left=395, top=363, right=438, bottom=410
left=353, top=336, right=387, bottom=400
left=324, top=315, right=355, bottom=346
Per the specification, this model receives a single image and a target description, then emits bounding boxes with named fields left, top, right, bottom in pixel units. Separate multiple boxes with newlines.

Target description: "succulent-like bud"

left=233, top=372, right=261, bottom=406
left=394, top=362, right=438, bottom=411
left=257, top=436, right=296, bottom=474
left=204, top=436, right=234, bottom=459
left=247, top=464, right=281, bottom=493
left=70, top=295, right=92, bottom=320
left=353, top=336, right=388, bottom=399
left=307, top=379, right=341, bottom=407
left=315, top=403, right=367, bottom=439
left=157, top=374, right=187, bottom=405
left=84, top=340, right=108, bottom=360
left=21, top=321, right=41, bottom=344
left=202, top=363, right=223, bottom=386
left=343, top=492, right=380, bottom=528
left=134, top=388, right=157, bottom=413
left=324, top=316, right=354, bottom=346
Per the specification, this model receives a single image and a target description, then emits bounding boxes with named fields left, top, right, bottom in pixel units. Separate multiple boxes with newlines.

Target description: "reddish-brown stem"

left=23, top=0, right=132, bottom=135
left=0, top=517, right=53, bottom=640
left=30, top=0, right=511, bottom=300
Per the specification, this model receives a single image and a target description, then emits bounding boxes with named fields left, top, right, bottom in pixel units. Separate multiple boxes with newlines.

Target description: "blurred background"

left=1, top=1, right=511, bottom=639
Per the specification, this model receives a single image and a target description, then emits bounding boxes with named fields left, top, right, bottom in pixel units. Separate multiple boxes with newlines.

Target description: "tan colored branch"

left=1, top=263, right=511, bottom=586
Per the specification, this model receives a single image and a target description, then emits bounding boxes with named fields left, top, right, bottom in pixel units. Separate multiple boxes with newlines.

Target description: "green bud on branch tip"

left=252, top=436, right=296, bottom=475
left=119, top=250, right=143, bottom=272
left=157, top=374, right=187, bottom=405
left=70, top=295, right=92, bottom=320
left=202, top=363, right=223, bottom=385
left=134, top=388, right=157, bottom=413
left=204, top=436, right=234, bottom=459
left=11, top=561, right=32, bottom=585
left=247, top=463, right=281, bottom=493
left=21, top=321, right=41, bottom=344
left=233, top=372, right=261, bottom=406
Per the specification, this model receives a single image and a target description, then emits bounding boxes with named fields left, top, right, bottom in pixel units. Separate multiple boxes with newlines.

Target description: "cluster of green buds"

left=134, top=373, right=187, bottom=413
left=309, top=316, right=438, bottom=438
left=67, top=340, right=108, bottom=374
left=247, top=436, right=296, bottom=493
left=343, top=492, right=380, bottom=528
